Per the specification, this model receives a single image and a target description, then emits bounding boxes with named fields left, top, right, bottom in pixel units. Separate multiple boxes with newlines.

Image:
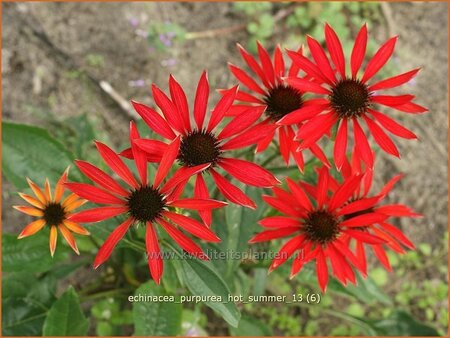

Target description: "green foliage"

left=147, top=21, right=187, bottom=51
left=42, top=286, right=89, bottom=336
left=85, top=53, right=105, bottom=68
left=132, top=281, right=182, bottom=336
left=229, top=315, right=273, bottom=336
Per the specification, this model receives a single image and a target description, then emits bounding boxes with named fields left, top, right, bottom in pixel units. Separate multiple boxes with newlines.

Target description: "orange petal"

left=64, top=198, right=87, bottom=212
left=63, top=220, right=90, bottom=235
left=54, top=167, right=69, bottom=203
left=44, top=179, right=52, bottom=201
left=59, top=224, right=79, bottom=255
left=18, top=193, right=45, bottom=209
left=49, top=225, right=58, bottom=257
left=27, top=178, right=47, bottom=204
left=18, top=219, right=46, bottom=239
left=62, top=193, right=79, bottom=207
left=13, top=205, right=44, bottom=217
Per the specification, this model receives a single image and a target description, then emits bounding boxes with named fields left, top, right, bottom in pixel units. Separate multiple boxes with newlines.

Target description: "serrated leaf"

left=132, top=281, right=182, bottom=336
left=43, top=286, right=89, bottom=336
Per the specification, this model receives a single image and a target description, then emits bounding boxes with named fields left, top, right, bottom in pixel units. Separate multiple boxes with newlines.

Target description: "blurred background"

left=2, top=2, right=448, bottom=336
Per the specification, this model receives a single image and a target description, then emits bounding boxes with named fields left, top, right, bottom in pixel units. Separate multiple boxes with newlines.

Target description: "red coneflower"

left=249, top=166, right=391, bottom=292
left=283, top=23, right=427, bottom=170
left=337, top=153, right=419, bottom=274
left=66, top=122, right=226, bottom=284
left=227, top=42, right=330, bottom=170
left=14, top=168, right=89, bottom=256
left=127, top=72, right=279, bottom=226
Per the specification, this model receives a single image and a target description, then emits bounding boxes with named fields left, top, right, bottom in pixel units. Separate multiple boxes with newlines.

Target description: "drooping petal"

left=54, top=167, right=69, bottom=203
left=341, top=213, right=388, bottom=227
left=169, top=75, right=191, bottom=131
left=316, top=167, right=329, bottom=208
left=333, top=118, right=348, bottom=171
left=363, top=115, right=400, bottom=157
left=210, top=169, right=256, bottom=209
left=269, top=235, right=305, bottom=272
left=362, top=36, right=397, bottom=83
left=130, top=121, right=148, bottom=185
left=75, top=160, right=129, bottom=197
left=193, top=71, right=209, bottom=130
left=59, top=223, right=79, bottom=255
left=219, top=157, right=280, bottom=187
left=49, top=225, right=58, bottom=257
left=372, top=244, right=392, bottom=271
left=344, top=229, right=386, bottom=245
left=324, top=23, right=345, bottom=78
left=131, top=101, right=176, bottom=140
left=368, top=109, right=417, bottom=139
left=162, top=211, right=220, bottom=242
left=307, top=35, right=336, bottom=83
left=228, top=63, right=266, bottom=95
left=63, top=220, right=90, bottom=235
left=277, top=101, right=329, bottom=125
left=65, top=183, right=125, bottom=205
left=369, top=68, right=420, bottom=91
left=194, top=174, right=212, bottom=226
left=152, top=83, right=184, bottom=133
left=161, top=164, right=210, bottom=195
left=154, top=136, right=181, bottom=189
left=145, top=222, right=163, bottom=284
left=380, top=222, right=415, bottom=249
left=351, top=24, right=368, bottom=79
left=297, top=112, right=338, bottom=150
left=221, top=122, right=275, bottom=151
left=278, top=127, right=290, bottom=164
left=95, top=141, right=139, bottom=188
left=18, top=193, right=44, bottom=209
left=249, top=227, right=299, bottom=243
left=159, top=219, right=208, bottom=260
left=18, top=219, right=46, bottom=239
left=26, top=178, right=47, bottom=204
left=69, top=206, right=128, bottom=223
left=316, top=249, right=329, bottom=293
left=13, top=205, right=44, bottom=217
left=207, top=85, right=238, bottom=132
left=167, top=198, right=227, bottom=210
left=94, top=218, right=133, bottom=268
left=352, top=118, right=374, bottom=168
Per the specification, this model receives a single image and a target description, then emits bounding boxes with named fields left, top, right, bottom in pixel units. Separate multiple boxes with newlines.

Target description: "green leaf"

left=132, top=281, right=182, bottom=336
left=2, top=121, right=80, bottom=189
left=43, top=286, right=89, bottom=336
left=2, top=233, right=69, bottom=273
left=229, top=315, right=273, bottom=336
left=179, top=256, right=241, bottom=327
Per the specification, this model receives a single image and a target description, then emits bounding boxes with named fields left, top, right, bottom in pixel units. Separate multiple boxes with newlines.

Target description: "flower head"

left=66, top=122, right=226, bottom=284
left=227, top=42, right=330, bottom=170
left=284, top=23, right=427, bottom=170
left=124, top=72, right=280, bottom=226
left=250, top=162, right=418, bottom=292
left=14, top=168, right=89, bottom=257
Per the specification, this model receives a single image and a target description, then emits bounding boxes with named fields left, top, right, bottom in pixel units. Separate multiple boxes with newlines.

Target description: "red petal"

left=371, top=94, right=414, bottom=107
left=255, top=126, right=275, bottom=153
left=249, top=227, right=299, bottom=243
left=132, top=138, right=167, bottom=158
left=74, top=160, right=129, bottom=197
left=278, top=127, right=290, bottom=164
left=130, top=121, right=148, bottom=185
left=297, top=112, right=338, bottom=149
left=307, top=35, right=336, bottom=83
left=368, top=109, right=417, bottom=139
left=375, top=204, right=421, bottom=217
left=257, top=41, right=275, bottom=87
left=372, top=245, right=392, bottom=271
left=168, top=198, right=227, bottom=210
left=269, top=235, right=305, bottom=272
left=69, top=206, right=128, bottom=223
left=210, top=169, right=256, bottom=209
left=163, top=211, right=220, bottom=242
left=309, top=144, right=331, bottom=168
left=146, top=222, right=163, bottom=284
left=286, top=177, right=313, bottom=211
left=207, top=85, right=238, bottom=132
left=193, top=71, right=209, bottom=129
left=362, top=36, right=397, bottom=82
left=363, top=115, right=400, bottom=157
left=218, top=106, right=265, bottom=140
left=65, top=183, right=125, bottom=205
left=274, top=45, right=285, bottom=77
left=316, top=167, right=329, bottom=208
left=325, top=23, right=345, bottom=78
left=333, top=119, right=348, bottom=171
left=352, top=118, right=374, bottom=168
left=169, top=75, right=191, bottom=132
left=285, top=77, right=330, bottom=95
left=219, top=157, right=279, bottom=187
left=221, top=122, right=275, bottom=151
left=262, top=195, right=300, bottom=217
left=380, top=222, right=415, bottom=249
left=95, top=141, right=139, bottom=188
left=378, top=174, right=403, bottom=197
left=131, top=101, right=176, bottom=140
left=229, top=63, right=266, bottom=95
left=158, top=219, right=208, bottom=260
left=194, top=174, right=212, bottom=226
left=338, top=196, right=381, bottom=216
left=94, top=218, right=133, bottom=268
left=341, top=213, right=387, bottom=227
left=237, top=43, right=270, bottom=88
left=277, top=101, right=329, bottom=125
left=390, top=101, right=428, bottom=114
left=154, top=136, right=181, bottom=188
left=259, top=216, right=301, bottom=228
left=344, top=229, right=386, bottom=245
left=287, top=50, right=328, bottom=83
left=369, top=68, right=420, bottom=91
left=351, top=24, right=368, bottom=79
left=161, top=164, right=209, bottom=195
left=235, top=90, right=265, bottom=104
left=152, top=84, right=184, bottom=133
left=316, top=249, right=329, bottom=293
